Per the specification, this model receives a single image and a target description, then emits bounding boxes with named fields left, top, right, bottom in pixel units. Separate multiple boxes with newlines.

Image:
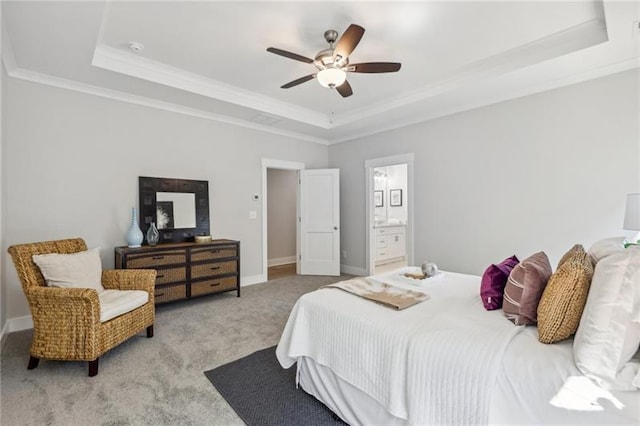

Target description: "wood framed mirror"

left=139, top=176, right=210, bottom=244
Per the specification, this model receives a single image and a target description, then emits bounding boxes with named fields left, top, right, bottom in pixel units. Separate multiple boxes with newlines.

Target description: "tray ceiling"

left=3, top=1, right=639, bottom=144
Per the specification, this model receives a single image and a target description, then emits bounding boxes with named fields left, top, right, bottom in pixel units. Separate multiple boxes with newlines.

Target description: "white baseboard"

left=2, top=315, right=34, bottom=339
left=241, top=274, right=266, bottom=287
left=0, top=321, right=11, bottom=350
left=267, top=256, right=296, bottom=267
left=0, top=277, right=270, bottom=339
left=0, top=274, right=280, bottom=339
left=341, top=264, right=367, bottom=276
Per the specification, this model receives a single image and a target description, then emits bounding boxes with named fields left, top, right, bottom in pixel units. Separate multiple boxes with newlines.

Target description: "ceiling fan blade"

left=349, top=62, right=402, bottom=73
left=334, top=24, right=365, bottom=60
left=267, top=47, right=314, bottom=64
left=281, top=74, right=316, bottom=89
left=336, top=80, right=353, bottom=98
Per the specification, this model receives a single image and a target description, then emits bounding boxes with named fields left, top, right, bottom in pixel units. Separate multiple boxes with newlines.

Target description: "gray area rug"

left=205, top=346, right=345, bottom=425
left=1, top=273, right=351, bottom=425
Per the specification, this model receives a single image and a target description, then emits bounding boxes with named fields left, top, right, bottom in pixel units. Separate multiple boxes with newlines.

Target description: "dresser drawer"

left=154, top=284, right=187, bottom=304
left=191, top=260, right=237, bottom=279
left=190, top=246, right=237, bottom=262
left=191, top=276, right=237, bottom=297
left=155, top=267, right=187, bottom=285
left=126, top=250, right=186, bottom=268
left=115, top=239, right=240, bottom=304
left=376, top=236, right=387, bottom=248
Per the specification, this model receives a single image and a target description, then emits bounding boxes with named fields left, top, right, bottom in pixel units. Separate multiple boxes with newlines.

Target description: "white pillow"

left=574, top=246, right=640, bottom=390
left=586, top=237, right=625, bottom=264
left=32, top=248, right=105, bottom=293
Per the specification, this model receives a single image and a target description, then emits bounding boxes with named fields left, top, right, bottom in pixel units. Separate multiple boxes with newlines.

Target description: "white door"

left=299, top=169, right=340, bottom=276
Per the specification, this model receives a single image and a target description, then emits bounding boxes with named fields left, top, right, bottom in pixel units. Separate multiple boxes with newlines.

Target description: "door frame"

left=261, top=158, right=305, bottom=282
left=364, top=153, right=415, bottom=276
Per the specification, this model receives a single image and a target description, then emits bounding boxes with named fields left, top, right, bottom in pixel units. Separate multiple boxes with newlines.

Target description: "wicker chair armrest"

left=26, top=286, right=101, bottom=324
left=101, top=269, right=156, bottom=293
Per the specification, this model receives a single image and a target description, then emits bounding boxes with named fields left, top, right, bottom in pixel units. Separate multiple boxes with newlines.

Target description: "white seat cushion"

left=98, top=290, right=149, bottom=323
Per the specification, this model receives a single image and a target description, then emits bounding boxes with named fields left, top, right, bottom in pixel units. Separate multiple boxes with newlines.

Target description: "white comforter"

left=276, top=269, right=523, bottom=424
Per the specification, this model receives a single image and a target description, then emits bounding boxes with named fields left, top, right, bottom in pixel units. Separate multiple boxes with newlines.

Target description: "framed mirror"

left=139, top=176, right=210, bottom=244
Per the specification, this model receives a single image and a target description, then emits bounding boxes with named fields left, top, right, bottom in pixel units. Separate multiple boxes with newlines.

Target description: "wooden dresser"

left=115, top=240, right=240, bottom=304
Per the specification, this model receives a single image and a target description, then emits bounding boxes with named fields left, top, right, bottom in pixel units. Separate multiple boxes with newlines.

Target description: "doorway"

left=266, top=168, right=298, bottom=280
left=261, top=159, right=342, bottom=281
left=365, top=154, right=415, bottom=276
left=261, top=159, right=305, bottom=282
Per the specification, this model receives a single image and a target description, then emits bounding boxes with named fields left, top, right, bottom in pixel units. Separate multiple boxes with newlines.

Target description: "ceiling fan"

left=267, top=24, right=401, bottom=98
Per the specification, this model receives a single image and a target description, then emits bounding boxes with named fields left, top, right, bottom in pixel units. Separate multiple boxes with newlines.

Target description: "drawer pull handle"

left=152, top=256, right=164, bottom=260
left=210, top=250, right=220, bottom=254
left=210, top=283, right=220, bottom=287
left=156, top=274, right=165, bottom=279
left=155, top=292, right=165, bottom=297
left=210, top=266, right=221, bottom=271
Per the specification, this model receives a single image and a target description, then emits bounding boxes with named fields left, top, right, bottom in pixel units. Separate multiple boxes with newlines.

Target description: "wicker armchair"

left=7, top=238, right=156, bottom=376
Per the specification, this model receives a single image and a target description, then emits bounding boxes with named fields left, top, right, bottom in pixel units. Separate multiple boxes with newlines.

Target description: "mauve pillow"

left=503, top=251, right=552, bottom=325
left=480, top=255, right=519, bottom=310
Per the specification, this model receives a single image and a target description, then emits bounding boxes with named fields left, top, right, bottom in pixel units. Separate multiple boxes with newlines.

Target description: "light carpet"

left=0, top=273, right=351, bottom=425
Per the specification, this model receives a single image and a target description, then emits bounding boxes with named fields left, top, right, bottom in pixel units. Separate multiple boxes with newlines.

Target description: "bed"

left=276, top=267, right=640, bottom=425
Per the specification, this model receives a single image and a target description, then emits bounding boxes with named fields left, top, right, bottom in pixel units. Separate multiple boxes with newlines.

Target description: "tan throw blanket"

left=323, top=277, right=429, bottom=310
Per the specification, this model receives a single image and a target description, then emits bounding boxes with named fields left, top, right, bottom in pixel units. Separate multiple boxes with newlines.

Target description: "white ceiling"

left=3, top=1, right=639, bottom=145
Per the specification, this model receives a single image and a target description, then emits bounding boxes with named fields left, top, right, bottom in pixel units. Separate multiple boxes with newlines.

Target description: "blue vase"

left=126, top=207, right=144, bottom=248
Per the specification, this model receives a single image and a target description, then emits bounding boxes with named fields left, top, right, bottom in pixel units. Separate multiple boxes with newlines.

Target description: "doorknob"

left=333, top=226, right=338, bottom=230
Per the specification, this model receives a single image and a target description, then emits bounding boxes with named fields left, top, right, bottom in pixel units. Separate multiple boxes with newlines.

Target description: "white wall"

left=267, top=168, right=296, bottom=264
left=330, top=69, right=640, bottom=275
left=3, top=76, right=329, bottom=322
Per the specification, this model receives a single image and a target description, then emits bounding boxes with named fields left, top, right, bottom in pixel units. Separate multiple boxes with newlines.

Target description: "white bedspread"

left=276, top=269, right=524, bottom=424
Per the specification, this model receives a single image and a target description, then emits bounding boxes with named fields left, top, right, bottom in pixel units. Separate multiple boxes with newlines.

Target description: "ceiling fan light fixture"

left=317, top=68, right=347, bottom=89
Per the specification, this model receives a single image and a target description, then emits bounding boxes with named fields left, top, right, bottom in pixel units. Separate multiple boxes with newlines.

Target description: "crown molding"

left=3, top=64, right=330, bottom=145
left=1, top=17, right=328, bottom=144
left=331, top=19, right=608, bottom=129
left=92, top=44, right=333, bottom=129
left=329, top=53, right=639, bottom=145
left=92, top=18, right=606, bottom=134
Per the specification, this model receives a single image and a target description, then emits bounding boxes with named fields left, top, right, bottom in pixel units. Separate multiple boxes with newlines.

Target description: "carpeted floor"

left=204, top=346, right=345, bottom=425
left=0, top=273, right=351, bottom=425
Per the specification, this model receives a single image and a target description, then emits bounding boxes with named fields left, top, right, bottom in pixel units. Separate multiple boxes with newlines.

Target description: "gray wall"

left=2, top=76, right=328, bottom=322
left=267, top=169, right=297, bottom=263
left=3, top=66, right=638, bottom=329
left=1, top=63, right=5, bottom=333
left=330, top=69, right=640, bottom=275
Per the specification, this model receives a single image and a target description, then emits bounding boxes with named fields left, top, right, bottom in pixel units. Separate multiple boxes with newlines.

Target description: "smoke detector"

left=128, top=41, right=144, bottom=53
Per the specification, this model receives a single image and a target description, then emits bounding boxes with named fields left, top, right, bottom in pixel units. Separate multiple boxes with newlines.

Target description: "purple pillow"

left=480, top=255, right=519, bottom=310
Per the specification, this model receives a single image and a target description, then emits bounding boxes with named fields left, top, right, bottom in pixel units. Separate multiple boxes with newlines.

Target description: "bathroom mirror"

left=139, top=176, right=210, bottom=243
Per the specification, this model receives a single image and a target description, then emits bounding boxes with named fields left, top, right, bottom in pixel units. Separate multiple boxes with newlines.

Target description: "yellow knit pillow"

left=537, top=248, right=593, bottom=344
left=556, top=244, right=584, bottom=269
